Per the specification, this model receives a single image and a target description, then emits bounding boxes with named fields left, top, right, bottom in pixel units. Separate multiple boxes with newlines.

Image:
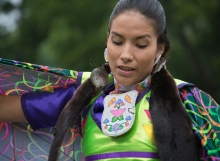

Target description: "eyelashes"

left=112, top=41, right=122, bottom=45
left=136, top=44, right=147, bottom=49
left=112, top=40, right=147, bottom=49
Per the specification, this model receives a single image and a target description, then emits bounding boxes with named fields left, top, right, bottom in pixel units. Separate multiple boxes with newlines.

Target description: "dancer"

left=0, top=0, right=219, bottom=160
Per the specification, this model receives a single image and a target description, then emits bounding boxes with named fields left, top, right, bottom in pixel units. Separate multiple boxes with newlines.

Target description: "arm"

left=0, top=59, right=81, bottom=124
left=0, top=71, right=92, bottom=131
left=0, top=95, right=27, bottom=122
left=180, top=86, right=220, bottom=160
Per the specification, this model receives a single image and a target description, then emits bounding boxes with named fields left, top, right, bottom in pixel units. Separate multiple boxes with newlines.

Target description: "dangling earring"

left=154, top=54, right=161, bottom=65
left=152, top=54, right=166, bottom=74
left=104, top=48, right=108, bottom=62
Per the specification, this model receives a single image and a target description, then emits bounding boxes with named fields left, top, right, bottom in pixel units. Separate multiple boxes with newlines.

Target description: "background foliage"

left=0, top=0, right=219, bottom=102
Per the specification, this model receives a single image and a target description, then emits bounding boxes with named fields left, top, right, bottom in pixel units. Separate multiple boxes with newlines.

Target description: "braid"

left=149, top=67, right=199, bottom=160
left=48, top=63, right=111, bottom=161
left=150, top=26, right=199, bottom=160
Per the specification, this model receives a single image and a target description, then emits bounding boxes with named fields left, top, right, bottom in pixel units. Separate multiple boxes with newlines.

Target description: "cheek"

left=137, top=54, right=155, bottom=71
left=106, top=48, right=116, bottom=71
left=107, top=47, right=120, bottom=62
left=108, top=55, right=117, bottom=73
left=107, top=41, right=113, bottom=59
left=142, top=46, right=158, bottom=66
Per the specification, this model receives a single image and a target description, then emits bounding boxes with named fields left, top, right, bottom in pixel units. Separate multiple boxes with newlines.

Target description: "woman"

left=0, top=0, right=219, bottom=160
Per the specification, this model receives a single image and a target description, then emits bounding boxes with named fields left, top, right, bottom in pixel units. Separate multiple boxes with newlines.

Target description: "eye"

left=136, top=44, right=147, bottom=49
left=112, top=40, right=122, bottom=46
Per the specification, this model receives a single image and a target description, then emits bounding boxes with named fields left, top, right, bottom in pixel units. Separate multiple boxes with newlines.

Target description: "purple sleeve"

left=21, top=72, right=83, bottom=130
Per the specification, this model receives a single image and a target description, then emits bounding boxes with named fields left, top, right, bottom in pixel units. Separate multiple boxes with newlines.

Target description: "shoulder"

left=175, top=81, right=220, bottom=159
left=174, top=78, right=218, bottom=107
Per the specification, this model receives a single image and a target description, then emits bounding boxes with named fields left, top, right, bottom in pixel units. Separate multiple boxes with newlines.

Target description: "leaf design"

left=119, top=124, right=123, bottom=130
left=112, top=116, right=118, bottom=122
left=118, top=115, right=124, bottom=121
left=108, top=127, right=112, bottom=132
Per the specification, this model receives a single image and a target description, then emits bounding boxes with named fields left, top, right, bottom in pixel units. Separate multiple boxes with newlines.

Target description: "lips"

left=118, top=66, right=135, bottom=71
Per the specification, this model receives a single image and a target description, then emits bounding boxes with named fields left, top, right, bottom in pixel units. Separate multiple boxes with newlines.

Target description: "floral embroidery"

left=125, top=116, right=132, bottom=121
left=125, top=94, right=132, bottom=103
left=103, top=118, right=109, bottom=124
left=112, top=123, right=122, bottom=132
left=114, top=99, right=125, bottom=108
left=111, top=108, right=126, bottom=118
left=107, top=97, right=116, bottom=107
left=101, top=90, right=138, bottom=136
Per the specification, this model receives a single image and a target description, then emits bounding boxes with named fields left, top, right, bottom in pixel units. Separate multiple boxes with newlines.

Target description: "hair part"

left=108, top=0, right=170, bottom=58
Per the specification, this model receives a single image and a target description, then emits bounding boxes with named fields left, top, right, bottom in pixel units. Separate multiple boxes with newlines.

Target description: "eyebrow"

left=111, top=31, right=123, bottom=38
left=136, top=34, right=151, bottom=39
left=111, top=31, right=151, bottom=39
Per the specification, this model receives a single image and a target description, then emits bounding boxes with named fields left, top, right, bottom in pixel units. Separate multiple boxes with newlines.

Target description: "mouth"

left=118, top=66, right=135, bottom=71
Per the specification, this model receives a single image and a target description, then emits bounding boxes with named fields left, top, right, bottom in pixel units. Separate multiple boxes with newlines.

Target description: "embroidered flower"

left=103, top=118, right=109, bottom=124
left=125, top=116, right=132, bottom=121
left=111, top=108, right=126, bottom=118
left=112, top=123, right=121, bottom=132
left=114, top=99, right=125, bottom=108
left=116, top=99, right=123, bottom=104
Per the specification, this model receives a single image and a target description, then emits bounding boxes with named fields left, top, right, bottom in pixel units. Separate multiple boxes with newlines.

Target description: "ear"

left=156, top=43, right=166, bottom=58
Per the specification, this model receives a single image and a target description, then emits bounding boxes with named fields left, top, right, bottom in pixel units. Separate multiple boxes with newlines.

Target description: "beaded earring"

left=154, top=54, right=162, bottom=65
left=104, top=48, right=108, bottom=62
left=153, top=54, right=166, bottom=74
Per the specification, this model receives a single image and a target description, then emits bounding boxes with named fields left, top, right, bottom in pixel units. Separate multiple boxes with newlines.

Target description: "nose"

left=120, top=44, right=133, bottom=62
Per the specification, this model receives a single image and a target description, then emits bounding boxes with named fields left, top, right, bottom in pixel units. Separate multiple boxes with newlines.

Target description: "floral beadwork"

left=114, top=99, right=125, bottom=108
left=101, top=90, right=138, bottom=136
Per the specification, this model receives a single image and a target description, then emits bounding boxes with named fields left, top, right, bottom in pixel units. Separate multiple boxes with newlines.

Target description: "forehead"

left=110, top=11, right=157, bottom=37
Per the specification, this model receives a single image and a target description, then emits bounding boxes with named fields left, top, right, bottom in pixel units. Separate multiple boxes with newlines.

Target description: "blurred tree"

left=161, top=0, right=220, bottom=101
left=0, top=0, right=118, bottom=69
left=0, top=0, right=219, bottom=101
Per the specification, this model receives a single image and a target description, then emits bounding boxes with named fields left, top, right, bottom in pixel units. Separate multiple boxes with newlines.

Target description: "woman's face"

left=107, top=11, right=165, bottom=86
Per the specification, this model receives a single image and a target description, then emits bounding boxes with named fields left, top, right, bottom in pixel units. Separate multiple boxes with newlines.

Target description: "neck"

left=113, top=75, right=151, bottom=94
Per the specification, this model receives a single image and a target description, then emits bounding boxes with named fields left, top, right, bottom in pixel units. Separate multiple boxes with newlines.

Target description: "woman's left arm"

left=180, top=86, right=220, bottom=160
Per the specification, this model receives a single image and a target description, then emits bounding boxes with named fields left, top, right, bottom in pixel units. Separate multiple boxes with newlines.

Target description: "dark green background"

left=0, top=0, right=219, bottom=102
